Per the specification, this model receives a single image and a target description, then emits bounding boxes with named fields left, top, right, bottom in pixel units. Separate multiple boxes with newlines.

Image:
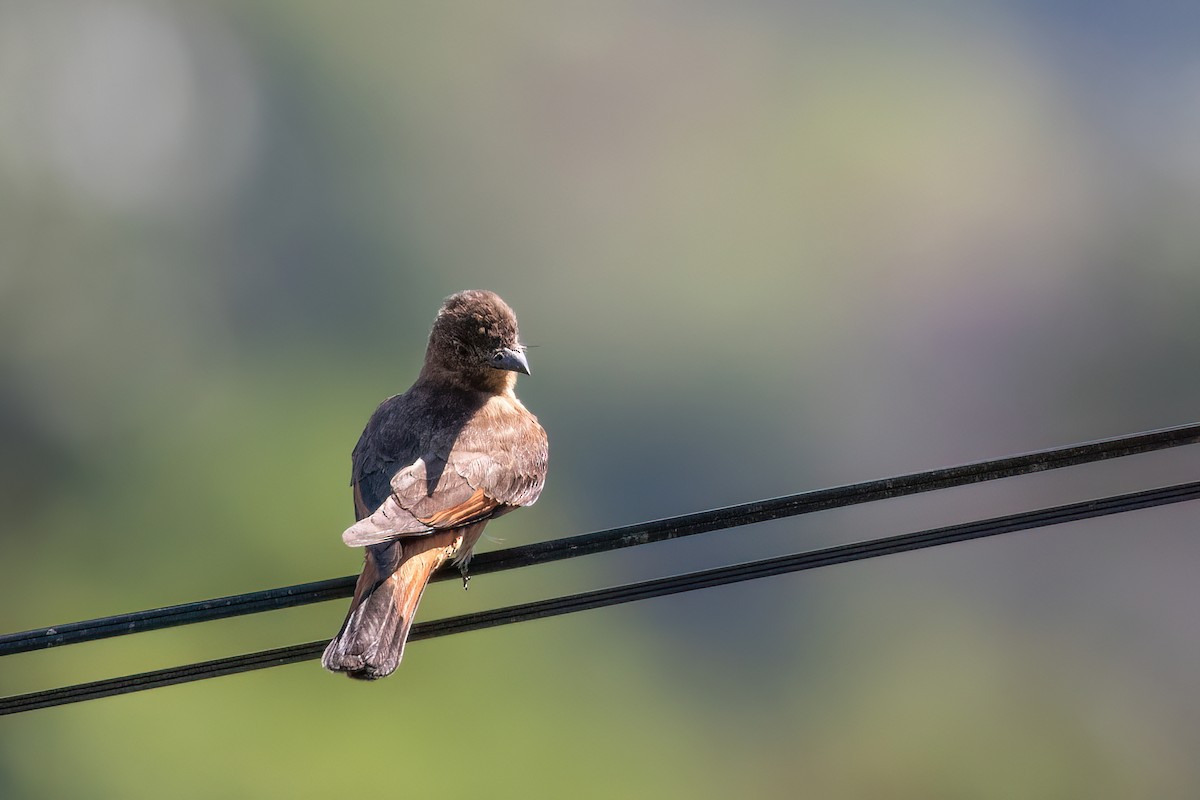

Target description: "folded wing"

left=343, top=396, right=547, bottom=547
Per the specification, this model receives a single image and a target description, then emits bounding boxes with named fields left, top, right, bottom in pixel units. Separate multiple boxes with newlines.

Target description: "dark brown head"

left=420, top=290, right=530, bottom=392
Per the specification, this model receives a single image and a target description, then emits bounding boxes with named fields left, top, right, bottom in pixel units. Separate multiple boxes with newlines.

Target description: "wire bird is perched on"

left=322, top=290, right=548, bottom=680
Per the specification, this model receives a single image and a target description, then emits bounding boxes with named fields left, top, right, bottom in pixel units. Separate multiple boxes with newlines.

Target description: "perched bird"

left=322, top=290, right=548, bottom=680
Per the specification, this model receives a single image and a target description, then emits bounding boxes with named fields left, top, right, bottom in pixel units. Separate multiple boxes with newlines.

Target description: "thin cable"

left=3, top=479, right=1197, bottom=716
left=3, top=420, right=1199, bottom=657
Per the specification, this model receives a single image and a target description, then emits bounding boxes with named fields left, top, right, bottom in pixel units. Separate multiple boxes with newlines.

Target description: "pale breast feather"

left=447, top=395, right=548, bottom=508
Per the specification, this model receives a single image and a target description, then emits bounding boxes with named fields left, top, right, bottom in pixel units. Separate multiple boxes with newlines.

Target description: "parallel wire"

left=4, top=479, right=1199, bottom=716
left=4, top=421, right=1199, bottom=658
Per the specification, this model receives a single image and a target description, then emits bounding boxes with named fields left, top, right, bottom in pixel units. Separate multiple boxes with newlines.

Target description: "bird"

left=322, top=290, right=548, bottom=680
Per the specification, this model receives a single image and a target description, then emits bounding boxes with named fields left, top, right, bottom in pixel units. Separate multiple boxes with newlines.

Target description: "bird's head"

left=422, top=290, right=530, bottom=391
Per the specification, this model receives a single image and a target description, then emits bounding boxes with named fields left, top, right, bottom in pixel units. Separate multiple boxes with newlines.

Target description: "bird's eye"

left=492, top=353, right=504, bottom=362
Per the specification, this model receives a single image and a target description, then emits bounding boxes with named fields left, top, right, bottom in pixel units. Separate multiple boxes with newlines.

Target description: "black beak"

left=491, top=347, right=531, bottom=375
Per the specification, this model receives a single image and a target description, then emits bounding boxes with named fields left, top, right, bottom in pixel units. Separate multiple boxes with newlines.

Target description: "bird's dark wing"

left=350, top=394, right=420, bottom=522
left=347, top=387, right=482, bottom=529
left=343, top=393, right=547, bottom=547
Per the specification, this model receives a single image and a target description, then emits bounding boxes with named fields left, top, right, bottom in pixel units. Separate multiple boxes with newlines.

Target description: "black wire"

left=3, top=420, right=1199, bottom=658
left=3, top=479, right=1198, bottom=716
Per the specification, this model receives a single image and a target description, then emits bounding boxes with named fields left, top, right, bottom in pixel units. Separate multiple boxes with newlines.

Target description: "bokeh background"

left=2, top=1, right=1200, bottom=797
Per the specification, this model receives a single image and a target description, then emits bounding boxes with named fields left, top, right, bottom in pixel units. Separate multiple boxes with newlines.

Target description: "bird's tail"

left=322, top=529, right=466, bottom=680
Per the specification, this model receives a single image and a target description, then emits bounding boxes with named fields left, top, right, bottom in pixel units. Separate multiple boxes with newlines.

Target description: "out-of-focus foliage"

left=2, top=1, right=1199, bottom=797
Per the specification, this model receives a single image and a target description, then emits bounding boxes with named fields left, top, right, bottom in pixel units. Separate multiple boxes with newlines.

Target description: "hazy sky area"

left=2, top=2, right=1199, bottom=797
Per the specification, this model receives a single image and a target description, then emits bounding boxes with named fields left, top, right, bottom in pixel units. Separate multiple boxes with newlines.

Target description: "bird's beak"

left=492, top=347, right=531, bottom=375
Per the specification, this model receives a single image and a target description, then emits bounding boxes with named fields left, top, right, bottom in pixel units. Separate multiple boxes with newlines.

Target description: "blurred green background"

left=3, top=1, right=1200, bottom=797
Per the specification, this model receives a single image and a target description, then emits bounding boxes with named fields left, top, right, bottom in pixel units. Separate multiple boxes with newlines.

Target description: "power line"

left=3, top=420, right=1199, bottom=658
left=3, top=478, right=1198, bottom=716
